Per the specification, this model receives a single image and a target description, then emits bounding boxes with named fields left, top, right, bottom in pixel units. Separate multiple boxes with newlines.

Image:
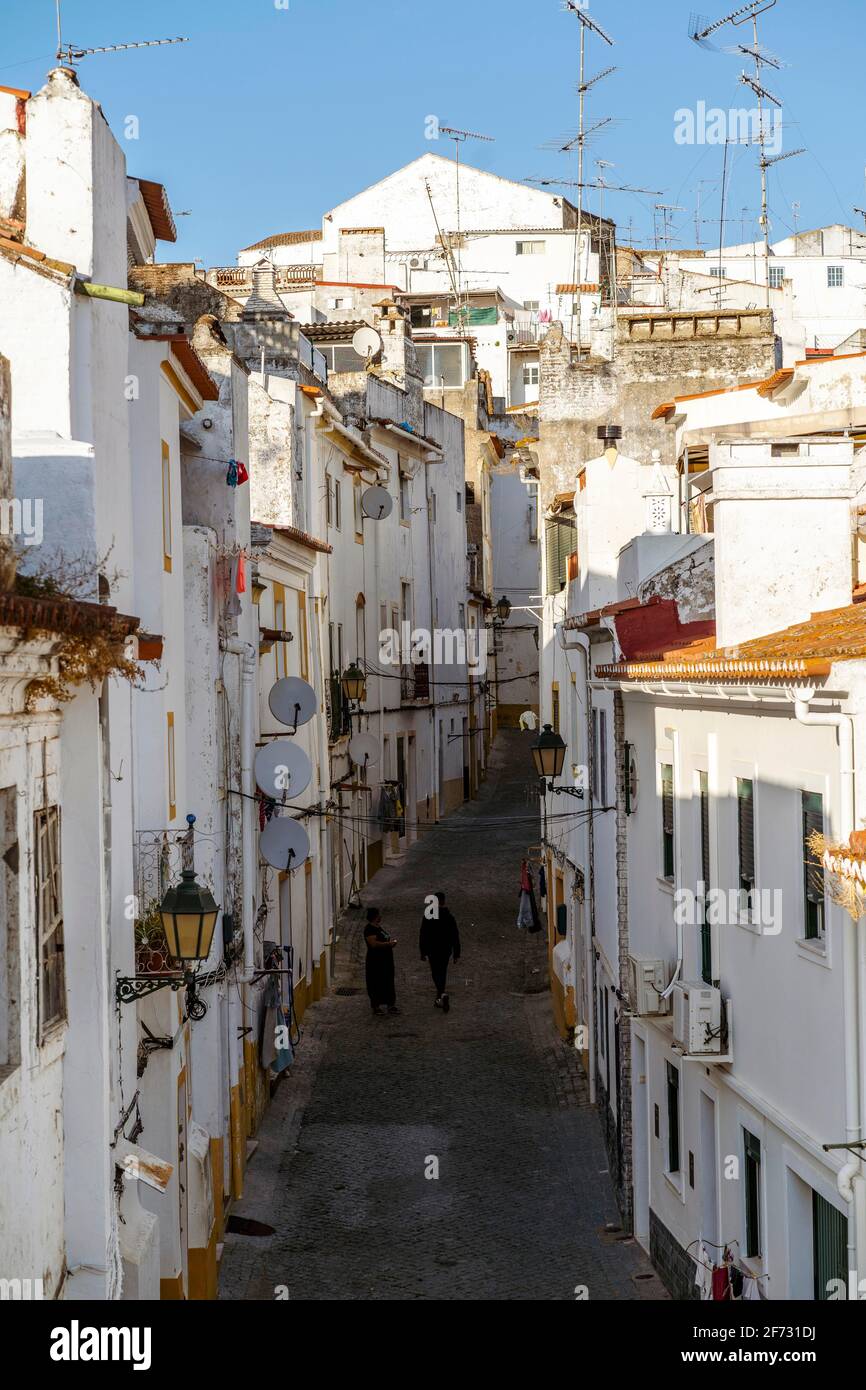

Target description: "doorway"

left=632, top=1034, right=649, bottom=1249
left=462, top=718, right=470, bottom=800
left=700, top=1091, right=719, bottom=1248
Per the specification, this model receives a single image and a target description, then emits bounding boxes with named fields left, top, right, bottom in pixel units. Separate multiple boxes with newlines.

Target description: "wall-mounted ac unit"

left=628, top=955, right=669, bottom=1016
left=672, top=981, right=722, bottom=1055
left=506, top=329, right=518, bottom=345
left=409, top=256, right=427, bottom=270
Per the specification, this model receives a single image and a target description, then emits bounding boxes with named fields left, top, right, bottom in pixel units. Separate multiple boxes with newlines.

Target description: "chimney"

left=710, top=438, right=855, bottom=648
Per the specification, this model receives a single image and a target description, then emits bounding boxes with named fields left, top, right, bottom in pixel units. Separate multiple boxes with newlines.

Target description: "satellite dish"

left=348, top=732, right=379, bottom=767
left=254, top=741, right=312, bottom=799
left=361, top=485, right=393, bottom=520
left=268, top=676, right=317, bottom=730
left=259, top=816, right=310, bottom=871
left=352, top=326, right=382, bottom=360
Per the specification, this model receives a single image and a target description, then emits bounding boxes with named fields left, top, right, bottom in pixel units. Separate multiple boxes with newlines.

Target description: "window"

left=326, top=475, right=332, bottom=527
left=522, top=362, right=540, bottom=388
left=661, top=764, right=675, bottom=881
left=34, top=806, right=64, bottom=1039
left=410, top=304, right=433, bottom=328
left=699, top=771, right=712, bottom=984
left=709, top=265, right=726, bottom=279
left=744, top=1129, right=762, bottom=1258
left=161, top=440, right=172, bottom=573
left=328, top=621, right=344, bottom=678
left=429, top=491, right=437, bottom=525
left=166, top=712, right=177, bottom=821
left=353, top=477, right=364, bottom=539
left=737, top=777, right=756, bottom=910
left=516, top=240, right=546, bottom=255
left=666, top=1061, right=680, bottom=1174
left=401, top=583, right=412, bottom=633
left=319, top=343, right=365, bottom=372
left=273, top=583, right=288, bottom=680
left=769, top=264, right=785, bottom=289
left=326, top=476, right=341, bottom=530
left=828, top=265, right=844, bottom=288
left=399, top=470, right=411, bottom=523
left=523, top=299, right=540, bottom=311
left=465, top=482, right=476, bottom=506
left=813, top=1192, right=848, bottom=1300
left=599, top=709, right=608, bottom=805
left=544, top=516, right=577, bottom=594
left=551, top=683, right=560, bottom=735
left=0, top=787, right=19, bottom=1075
left=458, top=602, right=466, bottom=635
left=802, top=791, right=825, bottom=941
left=416, top=343, right=468, bottom=389
left=297, top=591, right=309, bottom=681
left=456, top=488, right=462, bottom=513
left=591, top=709, right=599, bottom=799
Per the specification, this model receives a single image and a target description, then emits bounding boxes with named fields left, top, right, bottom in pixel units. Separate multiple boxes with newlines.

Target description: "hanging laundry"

left=693, top=1244, right=713, bottom=1301
left=235, top=459, right=249, bottom=485
left=712, top=1264, right=731, bottom=1300
left=539, top=864, right=547, bottom=902
left=226, top=458, right=239, bottom=487
left=519, top=710, right=539, bottom=731
left=742, top=1275, right=762, bottom=1301
left=236, top=550, right=247, bottom=594
left=520, top=859, right=532, bottom=893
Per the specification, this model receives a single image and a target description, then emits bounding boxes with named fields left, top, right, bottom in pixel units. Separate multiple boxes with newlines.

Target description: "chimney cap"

left=597, top=424, right=623, bottom=442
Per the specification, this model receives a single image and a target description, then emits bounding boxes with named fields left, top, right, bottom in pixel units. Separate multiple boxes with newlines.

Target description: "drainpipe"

left=792, top=687, right=862, bottom=1285
left=559, top=624, right=596, bottom=1104
left=223, top=637, right=257, bottom=974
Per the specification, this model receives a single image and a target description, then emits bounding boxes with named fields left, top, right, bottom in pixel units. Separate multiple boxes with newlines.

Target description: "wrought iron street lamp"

left=116, top=815, right=219, bottom=1020
left=341, top=662, right=367, bottom=704
left=531, top=724, right=567, bottom=783
left=495, top=595, right=512, bottom=623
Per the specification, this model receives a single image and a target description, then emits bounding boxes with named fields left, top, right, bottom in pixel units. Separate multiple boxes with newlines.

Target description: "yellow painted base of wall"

left=210, top=1136, right=226, bottom=1240
left=366, top=837, right=383, bottom=878
left=440, top=776, right=465, bottom=817
left=160, top=1272, right=184, bottom=1301
left=229, top=1081, right=244, bottom=1200
left=550, top=975, right=574, bottom=1041
left=497, top=702, right=539, bottom=729
left=188, top=1221, right=218, bottom=1300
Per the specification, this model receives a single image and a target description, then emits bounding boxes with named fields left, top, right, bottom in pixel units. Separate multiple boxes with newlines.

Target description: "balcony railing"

left=210, top=264, right=322, bottom=290
left=400, top=661, right=430, bottom=703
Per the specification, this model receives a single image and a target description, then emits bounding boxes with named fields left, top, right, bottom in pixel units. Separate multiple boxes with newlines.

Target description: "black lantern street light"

left=116, top=815, right=219, bottom=1020
left=531, top=724, right=567, bottom=786
left=495, top=594, right=512, bottom=623
left=341, top=661, right=366, bottom=732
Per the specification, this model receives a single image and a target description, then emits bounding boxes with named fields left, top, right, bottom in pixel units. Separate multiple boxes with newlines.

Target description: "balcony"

left=209, top=264, right=322, bottom=292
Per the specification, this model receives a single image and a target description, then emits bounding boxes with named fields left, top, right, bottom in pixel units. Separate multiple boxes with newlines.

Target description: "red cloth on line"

left=520, top=859, right=531, bottom=893
left=712, top=1266, right=731, bottom=1300
left=236, top=551, right=246, bottom=594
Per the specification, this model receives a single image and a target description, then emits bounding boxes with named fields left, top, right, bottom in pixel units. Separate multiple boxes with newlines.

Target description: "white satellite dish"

left=361, top=485, right=393, bottom=520
left=348, top=732, right=379, bottom=767
left=352, top=325, right=382, bottom=360
left=254, top=740, right=312, bottom=799
left=259, top=816, right=310, bottom=871
left=268, top=676, right=317, bottom=730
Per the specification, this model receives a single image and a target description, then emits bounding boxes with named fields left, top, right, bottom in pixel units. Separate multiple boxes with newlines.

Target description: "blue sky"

left=2, top=0, right=863, bottom=265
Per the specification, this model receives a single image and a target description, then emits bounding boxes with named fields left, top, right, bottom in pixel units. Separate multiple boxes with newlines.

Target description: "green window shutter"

left=744, top=1130, right=761, bottom=1257
left=545, top=517, right=577, bottom=595
left=813, top=1191, right=848, bottom=1300
left=666, top=1061, right=680, bottom=1173
left=737, top=778, right=755, bottom=892
left=699, top=770, right=712, bottom=984
left=661, top=764, right=674, bottom=880
left=802, top=791, right=825, bottom=941
left=556, top=902, right=568, bottom=937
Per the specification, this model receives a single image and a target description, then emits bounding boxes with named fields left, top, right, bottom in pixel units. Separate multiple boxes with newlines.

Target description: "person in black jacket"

left=420, top=891, right=460, bottom=1013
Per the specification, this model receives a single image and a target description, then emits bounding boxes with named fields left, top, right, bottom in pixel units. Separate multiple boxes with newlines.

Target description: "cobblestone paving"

left=218, top=731, right=664, bottom=1301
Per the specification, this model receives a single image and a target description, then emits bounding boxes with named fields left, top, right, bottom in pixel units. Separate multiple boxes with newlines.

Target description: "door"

left=700, top=1091, right=719, bottom=1248
left=462, top=718, right=470, bottom=800
left=177, top=1068, right=189, bottom=1297
left=438, top=720, right=444, bottom=815
left=632, top=1034, right=649, bottom=1249
left=396, top=737, right=407, bottom=846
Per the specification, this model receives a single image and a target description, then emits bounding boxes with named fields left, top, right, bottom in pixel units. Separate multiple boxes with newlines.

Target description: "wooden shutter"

left=666, top=1061, right=680, bottom=1173
left=802, top=791, right=825, bottom=940
left=744, top=1129, right=762, bottom=1257
left=545, top=517, right=577, bottom=595
left=813, top=1191, right=848, bottom=1300
left=737, top=779, right=755, bottom=887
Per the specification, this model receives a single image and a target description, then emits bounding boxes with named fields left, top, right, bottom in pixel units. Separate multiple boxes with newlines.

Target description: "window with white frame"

left=769, top=264, right=785, bottom=289
left=827, top=265, right=844, bottom=288
left=522, top=362, right=540, bottom=388
left=516, top=240, right=546, bottom=255
left=0, top=786, right=19, bottom=1074
left=416, top=343, right=469, bottom=389
left=523, top=299, right=540, bottom=311
left=709, top=265, right=726, bottom=279
left=399, top=470, right=411, bottom=523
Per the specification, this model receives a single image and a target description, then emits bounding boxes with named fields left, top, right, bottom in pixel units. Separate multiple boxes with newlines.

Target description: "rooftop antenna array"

left=690, top=1, right=803, bottom=307
left=438, top=125, right=495, bottom=332
left=55, top=0, right=188, bottom=66
left=563, top=0, right=615, bottom=356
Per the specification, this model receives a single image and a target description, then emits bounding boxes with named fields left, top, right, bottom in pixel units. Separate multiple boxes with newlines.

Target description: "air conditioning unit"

left=507, top=329, right=518, bottom=345
left=628, top=955, right=669, bottom=1016
left=672, top=981, right=722, bottom=1055
left=409, top=256, right=427, bottom=270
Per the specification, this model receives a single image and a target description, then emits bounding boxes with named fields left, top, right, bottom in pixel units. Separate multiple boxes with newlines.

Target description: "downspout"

left=222, top=637, right=257, bottom=975
left=559, top=624, right=596, bottom=1104
left=792, top=687, right=862, bottom=1285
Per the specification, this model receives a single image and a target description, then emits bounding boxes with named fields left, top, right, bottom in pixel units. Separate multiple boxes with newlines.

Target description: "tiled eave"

left=596, top=656, right=832, bottom=684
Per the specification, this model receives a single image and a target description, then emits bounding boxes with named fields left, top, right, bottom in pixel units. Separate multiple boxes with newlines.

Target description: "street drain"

left=226, top=1216, right=275, bottom=1238
left=385, top=1031, right=420, bottom=1040
left=634, top=1273, right=655, bottom=1282
left=335, top=987, right=361, bottom=996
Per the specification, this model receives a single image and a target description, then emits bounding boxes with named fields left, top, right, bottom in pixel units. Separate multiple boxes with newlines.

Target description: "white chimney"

left=710, top=438, right=854, bottom=648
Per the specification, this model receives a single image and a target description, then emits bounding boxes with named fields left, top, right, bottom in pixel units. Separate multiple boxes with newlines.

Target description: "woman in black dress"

left=364, top=907, right=398, bottom=1014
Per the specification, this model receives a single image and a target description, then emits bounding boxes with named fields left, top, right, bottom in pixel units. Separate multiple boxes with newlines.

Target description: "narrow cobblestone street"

left=218, top=732, right=662, bottom=1301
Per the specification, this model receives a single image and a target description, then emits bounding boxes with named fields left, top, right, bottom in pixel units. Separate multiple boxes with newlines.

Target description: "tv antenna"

left=690, top=3, right=804, bottom=307
left=438, top=125, right=494, bottom=329
left=654, top=204, right=686, bottom=254
left=55, top=0, right=189, bottom=66
left=564, top=0, right=615, bottom=356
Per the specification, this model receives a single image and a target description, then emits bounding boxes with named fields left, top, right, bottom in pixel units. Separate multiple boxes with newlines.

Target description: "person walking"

left=364, top=906, right=399, bottom=1015
left=420, top=891, right=460, bottom=1013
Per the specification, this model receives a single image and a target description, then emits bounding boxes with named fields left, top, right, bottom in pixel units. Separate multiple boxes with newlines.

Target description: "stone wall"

left=650, top=1207, right=700, bottom=1301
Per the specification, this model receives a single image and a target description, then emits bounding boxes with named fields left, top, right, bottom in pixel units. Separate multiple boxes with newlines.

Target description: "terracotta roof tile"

left=598, top=602, right=866, bottom=684
left=241, top=230, right=323, bottom=252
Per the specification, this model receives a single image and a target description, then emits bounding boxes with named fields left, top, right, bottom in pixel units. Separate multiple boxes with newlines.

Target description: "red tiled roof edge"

left=0, top=590, right=139, bottom=639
